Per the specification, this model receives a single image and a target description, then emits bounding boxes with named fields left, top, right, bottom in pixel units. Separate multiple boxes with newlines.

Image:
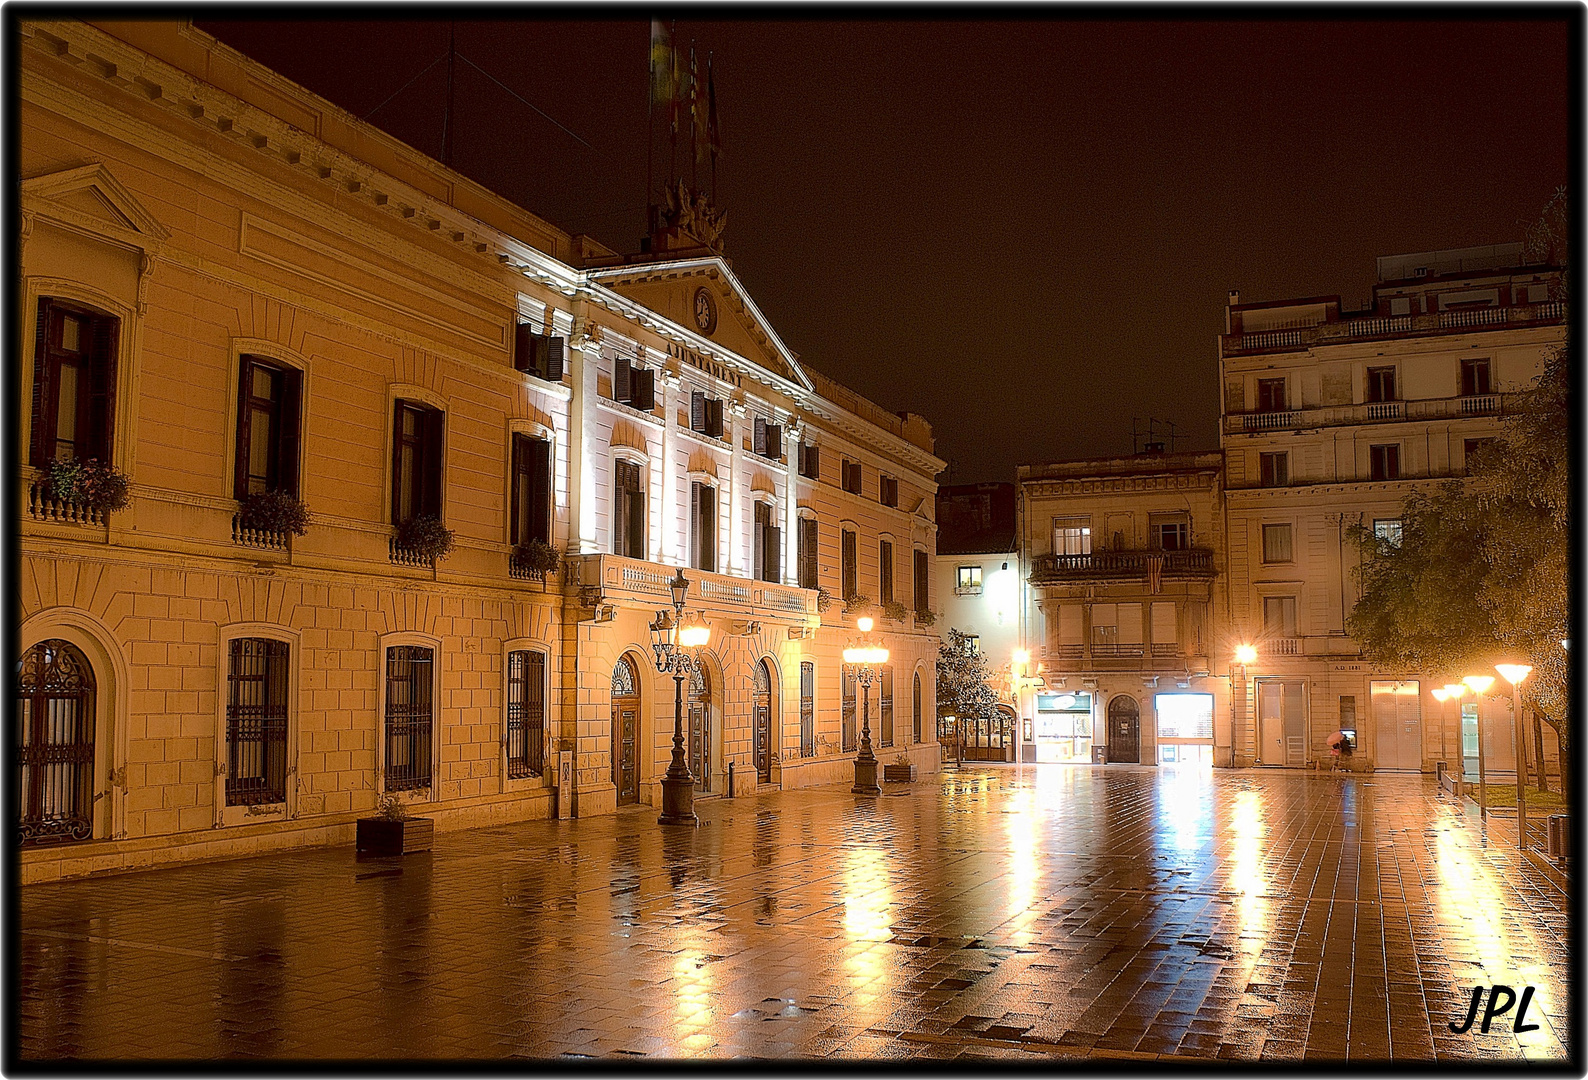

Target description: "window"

left=798, top=442, right=820, bottom=480
left=842, top=460, right=863, bottom=495
left=753, top=501, right=781, bottom=583
left=880, top=667, right=894, bottom=748
left=392, top=401, right=444, bottom=525
left=30, top=299, right=119, bottom=467
left=800, top=663, right=815, bottom=758
left=17, top=640, right=97, bottom=845
left=1262, top=596, right=1298, bottom=637
left=914, top=549, right=930, bottom=614
left=841, top=529, right=858, bottom=598
left=689, top=390, right=725, bottom=438
left=506, top=649, right=546, bottom=779
left=1258, top=451, right=1288, bottom=488
left=956, top=565, right=982, bottom=593
left=1256, top=377, right=1286, bottom=412
left=384, top=645, right=433, bottom=791
left=1460, top=358, right=1492, bottom=397
left=880, top=475, right=899, bottom=507
left=510, top=435, right=552, bottom=547
left=1052, top=516, right=1091, bottom=556
left=1373, top=519, right=1403, bottom=548
left=1389, top=296, right=1412, bottom=316
left=613, top=460, right=646, bottom=558
left=842, top=670, right=857, bottom=752
left=1369, top=443, right=1400, bottom=481
left=513, top=323, right=565, bottom=383
left=225, top=639, right=289, bottom=806
left=962, top=635, right=980, bottom=654
left=1464, top=438, right=1495, bottom=472
left=234, top=356, right=303, bottom=499
left=1526, top=283, right=1551, bottom=303
left=1366, top=366, right=1397, bottom=403
left=690, top=482, right=717, bottom=572
left=611, top=356, right=656, bottom=410
left=797, top=517, right=819, bottom=590
left=879, top=540, right=894, bottom=604
left=1150, top=513, right=1190, bottom=550
left=753, top=417, right=784, bottom=460
left=913, top=670, right=922, bottom=743
left=1261, top=523, right=1293, bottom=564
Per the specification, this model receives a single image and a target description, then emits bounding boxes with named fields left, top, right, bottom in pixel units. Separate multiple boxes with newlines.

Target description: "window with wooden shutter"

left=691, top=390, right=706, bottom=432
left=767, top=423, right=783, bottom=461
left=544, top=336, right=564, bottom=382
left=234, top=356, right=303, bottom=499
left=798, top=517, right=819, bottom=589
left=754, top=417, right=767, bottom=456
left=800, top=662, right=815, bottom=758
left=913, top=549, right=929, bottom=614
left=842, top=460, right=863, bottom=495
left=614, top=356, right=632, bottom=403
left=512, top=323, right=564, bottom=382
left=614, top=460, right=645, bottom=558
left=799, top=442, right=820, bottom=480
left=764, top=521, right=781, bottom=583
left=880, top=476, right=898, bottom=507
left=30, top=299, right=119, bottom=467
left=632, top=367, right=656, bottom=411
left=706, top=398, right=724, bottom=439
left=510, top=434, right=551, bottom=546
left=392, top=400, right=443, bottom=525
left=1369, top=443, right=1400, bottom=481
left=841, top=529, right=858, bottom=599
left=691, top=482, right=716, bottom=572
left=879, top=540, right=893, bottom=605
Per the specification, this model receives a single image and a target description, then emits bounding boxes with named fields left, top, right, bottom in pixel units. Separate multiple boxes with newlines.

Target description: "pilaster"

left=566, top=311, right=600, bottom=555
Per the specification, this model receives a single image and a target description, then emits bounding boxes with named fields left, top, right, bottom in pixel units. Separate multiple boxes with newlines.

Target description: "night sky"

left=197, top=16, right=1570, bottom=483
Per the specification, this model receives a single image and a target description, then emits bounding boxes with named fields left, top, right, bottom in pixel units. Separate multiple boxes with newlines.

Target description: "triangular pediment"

left=589, top=257, right=814, bottom=394
left=22, top=163, right=170, bottom=246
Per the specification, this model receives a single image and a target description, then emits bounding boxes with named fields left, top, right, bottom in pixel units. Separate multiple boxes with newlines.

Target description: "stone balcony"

left=1225, top=393, right=1508, bottom=435
left=1029, top=548, right=1215, bottom=586
left=1222, top=299, right=1564, bottom=356
left=563, top=552, right=815, bottom=621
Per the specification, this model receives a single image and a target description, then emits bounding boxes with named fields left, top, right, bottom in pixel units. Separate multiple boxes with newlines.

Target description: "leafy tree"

left=1347, top=190, right=1571, bottom=784
left=936, top=629, right=998, bottom=731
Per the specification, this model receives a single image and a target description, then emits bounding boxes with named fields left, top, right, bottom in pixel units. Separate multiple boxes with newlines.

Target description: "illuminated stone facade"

left=18, top=19, right=943, bottom=882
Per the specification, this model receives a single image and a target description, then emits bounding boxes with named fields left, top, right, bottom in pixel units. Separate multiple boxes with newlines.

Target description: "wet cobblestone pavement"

left=17, top=765, right=1570, bottom=1062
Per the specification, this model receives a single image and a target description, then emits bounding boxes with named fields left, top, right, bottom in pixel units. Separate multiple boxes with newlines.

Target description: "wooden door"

left=1107, top=695, right=1139, bottom=764
left=610, top=658, right=640, bottom=806
left=688, top=667, right=711, bottom=792
left=754, top=661, right=774, bottom=783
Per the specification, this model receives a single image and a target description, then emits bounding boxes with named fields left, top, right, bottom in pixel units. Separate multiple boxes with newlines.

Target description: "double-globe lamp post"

left=652, top=569, right=711, bottom=826
left=1494, top=662, right=1534, bottom=850
left=843, top=616, right=889, bottom=796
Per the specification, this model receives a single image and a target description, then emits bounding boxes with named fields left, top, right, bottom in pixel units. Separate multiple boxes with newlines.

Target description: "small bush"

left=815, top=585, right=835, bottom=612
left=843, top=593, right=872, bottom=615
left=512, top=538, right=561, bottom=580
left=38, top=458, right=130, bottom=512
left=914, top=608, right=937, bottom=627
left=374, top=794, right=408, bottom=821
left=239, top=490, right=311, bottom=535
left=395, top=514, right=455, bottom=562
left=882, top=599, right=910, bottom=623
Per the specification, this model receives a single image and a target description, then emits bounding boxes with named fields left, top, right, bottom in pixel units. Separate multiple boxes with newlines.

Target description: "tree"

left=936, top=629, right=998, bottom=734
left=1347, top=191, right=1571, bottom=787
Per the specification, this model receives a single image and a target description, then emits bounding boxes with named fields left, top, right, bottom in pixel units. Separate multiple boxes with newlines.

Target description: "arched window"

left=913, top=670, right=923, bottom=743
left=17, top=640, right=97, bottom=845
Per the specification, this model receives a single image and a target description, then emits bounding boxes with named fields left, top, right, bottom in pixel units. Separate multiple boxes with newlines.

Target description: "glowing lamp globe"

left=678, top=619, right=710, bottom=649
left=856, top=616, right=874, bottom=633
left=1462, top=674, right=1495, bottom=696
left=1235, top=644, right=1258, bottom=666
left=1494, top=663, right=1532, bottom=687
left=1431, top=688, right=1449, bottom=703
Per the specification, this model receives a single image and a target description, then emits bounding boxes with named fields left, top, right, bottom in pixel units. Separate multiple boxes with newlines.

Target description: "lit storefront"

left=1153, top=693, right=1213, bottom=766
left=1033, top=691, right=1093, bottom=762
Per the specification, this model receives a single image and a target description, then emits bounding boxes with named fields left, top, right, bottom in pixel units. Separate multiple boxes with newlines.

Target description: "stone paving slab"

left=14, top=765, right=1571, bottom=1062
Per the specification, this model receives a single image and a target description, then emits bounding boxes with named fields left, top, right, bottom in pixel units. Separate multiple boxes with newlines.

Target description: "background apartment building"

left=1219, top=243, right=1565, bottom=772
left=1016, top=451, right=1228, bottom=767
left=18, top=19, right=943, bottom=882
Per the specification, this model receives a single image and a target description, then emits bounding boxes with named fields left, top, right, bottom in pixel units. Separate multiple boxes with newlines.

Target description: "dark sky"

left=197, top=16, right=1571, bottom=483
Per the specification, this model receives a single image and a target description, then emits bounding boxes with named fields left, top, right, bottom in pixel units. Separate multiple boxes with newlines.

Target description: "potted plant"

left=511, top=538, right=561, bottom=583
left=238, top=490, right=311, bottom=536
left=914, top=608, right=938, bottom=628
left=883, top=752, right=917, bottom=784
left=843, top=593, right=873, bottom=616
left=36, top=458, right=130, bottom=513
left=356, top=793, right=433, bottom=856
left=394, top=514, right=455, bottom=563
left=882, top=599, right=911, bottom=624
left=815, top=585, right=835, bottom=613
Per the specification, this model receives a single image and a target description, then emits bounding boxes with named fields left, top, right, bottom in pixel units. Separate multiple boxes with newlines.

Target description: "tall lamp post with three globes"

left=844, top=616, right=889, bottom=795
left=652, top=569, right=711, bottom=826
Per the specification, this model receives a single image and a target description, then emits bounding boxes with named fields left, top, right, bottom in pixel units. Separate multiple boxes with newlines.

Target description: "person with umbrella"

left=1326, top=729, right=1355, bottom=772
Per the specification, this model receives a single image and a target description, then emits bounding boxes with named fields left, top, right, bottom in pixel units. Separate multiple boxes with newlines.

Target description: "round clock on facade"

left=693, top=287, right=718, bottom=335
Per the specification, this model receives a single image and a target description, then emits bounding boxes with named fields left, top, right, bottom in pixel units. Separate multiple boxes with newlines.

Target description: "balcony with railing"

left=1029, top=547, right=1215, bottom=585
left=564, top=552, right=816, bottom=619
left=1222, top=300, right=1564, bottom=356
left=1227, top=393, right=1509, bottom=435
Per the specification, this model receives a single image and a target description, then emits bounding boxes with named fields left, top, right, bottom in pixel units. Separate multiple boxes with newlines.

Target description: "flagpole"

left=645, top=23, right=655, bottom=238
left=690, top=41, right=699, bottom=193
left=709, top=53, right=717, bottom=205
left=668, top=21, right=678, bottom=194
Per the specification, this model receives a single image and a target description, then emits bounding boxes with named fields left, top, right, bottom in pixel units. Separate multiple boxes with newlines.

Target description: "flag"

left=1147, top=553, right=1164, bottom=595
left=649, top=20, right=674, bottom=105
left=707, top=54, right=721, bottom=160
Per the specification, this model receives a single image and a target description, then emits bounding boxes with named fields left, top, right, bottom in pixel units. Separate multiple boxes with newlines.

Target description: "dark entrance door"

left=688, top=666, right=712, bottom=792
left=17, top=640, right=96, bottom=846
left=754, top=661, right=773, bottom=784
left=1107, top=695, right=1140, bottom=764
left=610, top=656, right=639, bottom=806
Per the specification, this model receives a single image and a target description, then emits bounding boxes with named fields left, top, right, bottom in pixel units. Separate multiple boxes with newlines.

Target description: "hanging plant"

left=843, top=593, right=873, bottom=616
left=37, top=458, right=130, bottom=513
left=512, top=538, right=561, bottom=581
left=882, top=599, right=911, bottom=623
left=914, top=609, right=938, bottom=628
left=238, top=490, right=311, bottom=536
left=395, top=514, right=455, bottom=562
left=815, top=585, right=835, bottom=612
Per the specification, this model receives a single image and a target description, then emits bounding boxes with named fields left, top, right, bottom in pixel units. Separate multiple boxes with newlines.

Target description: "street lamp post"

left=1443, top=682, right=1469, bottom=796
left=1235, top=644, right=1257, bottom=765
left=844, top=616, right=888, bottom=795
left=1496, top=662, right=1534, bottom=851
left=1431, top=687, right=1450, bottom=777
left=653, top=569, right=711, bottom=826
left=1464, top=674, right=1496, bottom=823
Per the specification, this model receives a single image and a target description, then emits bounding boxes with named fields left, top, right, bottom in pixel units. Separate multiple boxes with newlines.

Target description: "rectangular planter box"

left=356, top=817, right=433, bottom=855
left=883, top=764, right=917, bottom=783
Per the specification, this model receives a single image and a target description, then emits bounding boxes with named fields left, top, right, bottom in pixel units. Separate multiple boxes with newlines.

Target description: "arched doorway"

left=610, top=655, right=640, bottom=806
left=17, top=640, right=97, bottom=845
left=753, top=660, right=774, bottom=784
left=688, top=665, right=713, bottom=792
left=1107, top=695, right=1140, bottom=764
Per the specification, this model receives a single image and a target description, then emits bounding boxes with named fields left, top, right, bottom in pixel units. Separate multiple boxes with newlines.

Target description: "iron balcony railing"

left=1222, top=300, right=1564, bottom=356
left=1029, top=548, right=1215, bottom=584
left=1227, top=393, right=1507, bottom=435
left=565, top=552, right=816, bottom=617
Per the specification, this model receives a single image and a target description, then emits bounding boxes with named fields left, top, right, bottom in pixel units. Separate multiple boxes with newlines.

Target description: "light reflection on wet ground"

left=17, top=765, right=1569, bottom=1061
